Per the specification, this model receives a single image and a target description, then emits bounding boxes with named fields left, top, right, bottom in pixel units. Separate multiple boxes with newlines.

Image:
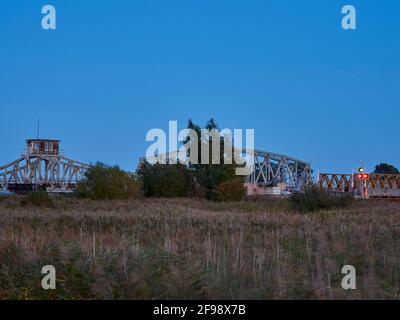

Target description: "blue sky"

left=0, top=0, right=399, bottom=173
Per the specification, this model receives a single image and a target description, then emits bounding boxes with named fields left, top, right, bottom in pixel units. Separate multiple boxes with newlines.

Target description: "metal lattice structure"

left=246, top=150, right=312, bottom=190
left=368, top=174, right=400, bottom=189
left=368, top=174, right=400, bottom=198
left=0, top=154, right=89, bottom=194
left=318, top=173, right=354, bottom=192
left=319, top=173, right=400, bottom=198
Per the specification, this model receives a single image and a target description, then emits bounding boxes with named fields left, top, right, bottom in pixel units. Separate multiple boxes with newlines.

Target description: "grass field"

left=0, top=197, right=399, bottom=300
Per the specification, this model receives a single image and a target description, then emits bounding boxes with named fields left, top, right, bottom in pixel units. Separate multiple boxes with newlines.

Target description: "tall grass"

left=19, top=191, right=54, bottom=208
left=0, top=197, right=399, bottom=299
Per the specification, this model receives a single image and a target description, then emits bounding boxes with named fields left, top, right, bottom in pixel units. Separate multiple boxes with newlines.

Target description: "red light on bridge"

left=356, top=173, right=369, bottom=180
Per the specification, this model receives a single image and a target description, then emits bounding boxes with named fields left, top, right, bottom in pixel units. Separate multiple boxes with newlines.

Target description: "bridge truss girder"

left=0, top=155, right=89, bottom=193
left=246, top=150, right=312, bottom=189
left=319, top=173, right=400, bottom=198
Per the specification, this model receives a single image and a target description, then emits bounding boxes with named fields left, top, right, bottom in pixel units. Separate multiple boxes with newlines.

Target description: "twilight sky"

left=1, top=0, right=399, bottom=174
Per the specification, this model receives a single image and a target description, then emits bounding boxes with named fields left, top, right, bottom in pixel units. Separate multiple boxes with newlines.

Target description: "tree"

left=373, top=163, right=400, bottom=174
left=184, top=118, right=245, bottom=200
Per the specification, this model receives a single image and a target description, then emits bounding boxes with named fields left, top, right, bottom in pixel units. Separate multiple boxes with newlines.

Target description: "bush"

left=136, top=162, right=194, bottom=198
left=215, top=178, right=246, bottom=202
left=20, top=191, right=54, bottom=208
left=76, top=162, right=141, bottom=200
left=193, top=164, right=240, bottom=200
left=289, top=187, right=353, bottom=213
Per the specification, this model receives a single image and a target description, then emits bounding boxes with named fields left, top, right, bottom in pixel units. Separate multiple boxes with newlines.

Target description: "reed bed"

left=0, top=197, right=399, bottom=300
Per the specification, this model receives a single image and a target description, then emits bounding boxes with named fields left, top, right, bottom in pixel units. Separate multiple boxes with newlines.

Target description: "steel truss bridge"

left=246, top=150, right=312, bottom=190
left=0, top=155, right=89, bottom=194
left=319, top=173, right=400, bottom=198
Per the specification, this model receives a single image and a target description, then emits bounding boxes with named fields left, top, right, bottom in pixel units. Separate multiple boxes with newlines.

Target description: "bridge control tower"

left=26, top=139, right=60, bottom=156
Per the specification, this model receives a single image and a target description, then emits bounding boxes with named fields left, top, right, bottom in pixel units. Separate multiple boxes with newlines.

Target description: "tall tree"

left=184, top=119, right=244, bottom=200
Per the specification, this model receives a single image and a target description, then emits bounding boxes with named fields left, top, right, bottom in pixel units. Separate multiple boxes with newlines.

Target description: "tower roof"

left=26, top=139, right=61, bottom=143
